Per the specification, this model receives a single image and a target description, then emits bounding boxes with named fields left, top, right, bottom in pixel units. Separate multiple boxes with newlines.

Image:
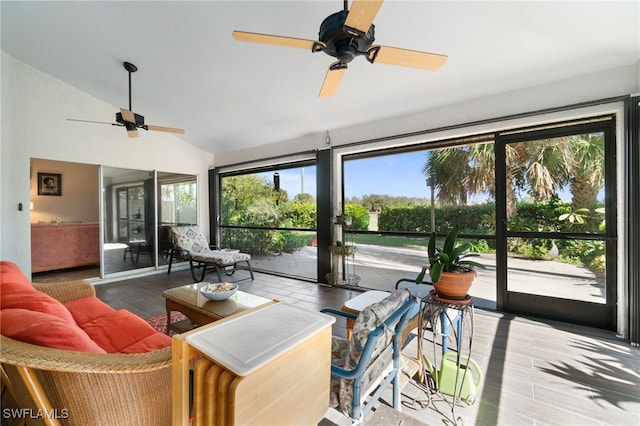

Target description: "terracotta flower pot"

left=432, top=269, right=476, bottom=299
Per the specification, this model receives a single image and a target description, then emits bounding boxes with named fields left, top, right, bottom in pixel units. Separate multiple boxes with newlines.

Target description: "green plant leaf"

left=442, top=224, right=459, bottom=255
left=451, top=243, right=470, bottom=262
left=430, top=263, right=444, bottom=283
left=439, top=253, right=451, bottom=269
left=416, top=266, right=428, bottom=284
left=459, top=259, right=486, bottom=269
left=459, top=252, right=480, bottom=260
left=427, top=232, right=437, bottom=258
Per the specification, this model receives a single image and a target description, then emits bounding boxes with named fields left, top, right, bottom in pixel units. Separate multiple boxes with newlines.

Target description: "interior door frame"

left=495, top=117, right=617, bottom=330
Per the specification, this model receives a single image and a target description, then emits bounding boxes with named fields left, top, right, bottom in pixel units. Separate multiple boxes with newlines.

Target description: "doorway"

left=495, top=118, right=617, bottom=329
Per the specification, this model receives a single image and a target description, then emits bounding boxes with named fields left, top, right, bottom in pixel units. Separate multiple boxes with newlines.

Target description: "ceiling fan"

left=67, top=61, right=185, bottom=138
left=232, top=0, right=447, bottom=98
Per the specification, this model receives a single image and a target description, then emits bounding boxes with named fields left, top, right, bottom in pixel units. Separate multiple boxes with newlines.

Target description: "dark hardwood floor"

left=94, top=268, right=359, bottom=339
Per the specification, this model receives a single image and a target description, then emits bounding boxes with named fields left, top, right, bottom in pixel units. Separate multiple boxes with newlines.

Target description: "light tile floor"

left=38, top=268, right=639, bottom=426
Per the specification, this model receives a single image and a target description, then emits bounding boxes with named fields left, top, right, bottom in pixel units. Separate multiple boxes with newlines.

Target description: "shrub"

left=344, top=204, right=370, bottom=230
left=279, top=202, right=316, bottom=228
left=377, top=203, right=495, bottom=233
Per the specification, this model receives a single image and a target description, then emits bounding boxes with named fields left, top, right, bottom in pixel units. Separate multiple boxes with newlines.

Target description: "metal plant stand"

left=327, top=244, right=360, bottom=286
left=406, top=290, right=476, bottom=426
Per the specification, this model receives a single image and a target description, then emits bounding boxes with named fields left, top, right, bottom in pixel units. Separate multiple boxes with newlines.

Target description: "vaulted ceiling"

left=2, top=1, right=638, bottom=154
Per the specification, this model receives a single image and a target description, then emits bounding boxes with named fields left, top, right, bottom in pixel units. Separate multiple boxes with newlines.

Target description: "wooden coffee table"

left=162, top=283, right=274, bottom=335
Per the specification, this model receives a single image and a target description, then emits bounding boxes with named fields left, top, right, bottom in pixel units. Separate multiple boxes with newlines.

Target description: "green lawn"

left=346, top=233, right=428, bottom=250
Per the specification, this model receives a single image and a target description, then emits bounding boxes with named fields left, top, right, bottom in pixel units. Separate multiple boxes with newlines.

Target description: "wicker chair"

left=0, top=280, right=172, bottom=426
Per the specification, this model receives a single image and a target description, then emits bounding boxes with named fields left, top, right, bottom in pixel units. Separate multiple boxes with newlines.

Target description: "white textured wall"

left=1, top=53, right=214, bottom=272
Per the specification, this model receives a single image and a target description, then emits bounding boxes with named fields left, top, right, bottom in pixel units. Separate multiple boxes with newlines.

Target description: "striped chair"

left=322, top=288, right=415, bottom=422
left=170, top=226, right=254, bottom=283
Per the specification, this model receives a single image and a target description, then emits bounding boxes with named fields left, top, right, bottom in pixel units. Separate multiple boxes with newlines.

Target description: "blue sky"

left=258, top=151, right=432, bottom=200
left=257, top=150, right=593, bottom=203
left=343, top=152, right=431, bottom=199
left=257, top=167, right=317, bottom=199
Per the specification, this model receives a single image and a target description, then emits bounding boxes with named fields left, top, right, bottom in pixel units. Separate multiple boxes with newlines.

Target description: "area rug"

left=145, top=311, right=189, bottom=336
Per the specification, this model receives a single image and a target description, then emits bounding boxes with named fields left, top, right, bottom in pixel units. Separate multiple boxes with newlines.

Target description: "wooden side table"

left=163, top=283, right=273, bottom=334
left=172, top=302, right=335, bottom=426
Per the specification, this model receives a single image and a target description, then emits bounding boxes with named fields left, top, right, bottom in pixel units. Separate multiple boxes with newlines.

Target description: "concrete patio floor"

left=251, top=243, right=606, bottom=311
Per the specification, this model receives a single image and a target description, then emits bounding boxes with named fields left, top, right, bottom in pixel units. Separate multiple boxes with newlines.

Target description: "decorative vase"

left=432, top=269, right=476, bottom=299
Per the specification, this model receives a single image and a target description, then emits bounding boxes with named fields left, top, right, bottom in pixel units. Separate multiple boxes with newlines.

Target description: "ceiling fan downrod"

left=123, top=61, right=137, bottom=111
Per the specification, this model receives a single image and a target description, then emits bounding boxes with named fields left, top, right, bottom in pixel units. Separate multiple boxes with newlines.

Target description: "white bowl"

left=200, top=282, right=238, bottom=301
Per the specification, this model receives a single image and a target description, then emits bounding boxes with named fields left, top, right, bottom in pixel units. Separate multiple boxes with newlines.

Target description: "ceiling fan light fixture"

left=335, top=41, right=358, bottom=63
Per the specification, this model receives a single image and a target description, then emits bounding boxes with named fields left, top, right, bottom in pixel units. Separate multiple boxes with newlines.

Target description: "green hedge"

left=378, top=204, right=495, bottom=234
left=222, top=228, right=312, bottom=254
left=344, top=204, right=369, bottom=230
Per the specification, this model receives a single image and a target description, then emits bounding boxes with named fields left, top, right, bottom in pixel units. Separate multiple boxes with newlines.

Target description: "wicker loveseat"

left=0, top=261, right=172, bottom=426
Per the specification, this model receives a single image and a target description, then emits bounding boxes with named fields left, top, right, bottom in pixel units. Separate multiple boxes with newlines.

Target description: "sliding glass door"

left=218, top=162, right=318, bottom=281
left=102, top=168, right=198, bottom=276
left=496, top=118, right=617, bottom=329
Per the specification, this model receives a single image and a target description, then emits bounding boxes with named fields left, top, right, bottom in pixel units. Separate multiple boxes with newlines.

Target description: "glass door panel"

left=506, top=237, right=606, bottom=303
left=342, top=146, right=497, bottom=302
left=157, top=172, right=197, bottom=267
left=497, top=121, right=615, bottom=329
left=103, top=167, right=154, bottom=275
left=219, top=163, right=317, bottom=281
left=117, top=188, right=128, bottom=242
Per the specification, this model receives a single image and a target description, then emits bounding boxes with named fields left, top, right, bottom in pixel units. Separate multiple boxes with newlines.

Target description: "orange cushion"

left=0, top=282, right=75, bottom=324
left=0, top=308, right=106, bottom=353
left=118, top=332, right=173, bottom=354
left=79, top=309, right=171, bottom=353
left=64, top=297, right=115, bottom=326
left=0, top=261, right=33, bottom=290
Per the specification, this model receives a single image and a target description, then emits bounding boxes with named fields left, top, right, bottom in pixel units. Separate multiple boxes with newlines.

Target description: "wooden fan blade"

left=232, top=31, right=318, bottom=50
left=344, top=0, right=384, bottom=36
left=370, top=45, right=447, bottom=71
left=319, top=63, right=347, bottom=98
left=67, top=118, right=118, bottom=126
left=145, top=125, right=185, bottom=134
left=120, top=108, right=136, bottom=123
left=127, top=129, right=139, bottom=138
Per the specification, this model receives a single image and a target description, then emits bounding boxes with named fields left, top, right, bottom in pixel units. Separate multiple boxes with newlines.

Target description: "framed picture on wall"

left=37, top=172, right=62, bottom=196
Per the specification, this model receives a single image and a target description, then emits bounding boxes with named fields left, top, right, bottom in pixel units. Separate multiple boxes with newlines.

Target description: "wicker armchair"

left=1, top=280, right=172, bottom=426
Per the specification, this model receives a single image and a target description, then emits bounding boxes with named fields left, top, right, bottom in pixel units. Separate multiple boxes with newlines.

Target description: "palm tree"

left=423, top=138, right=575, bottom=219
left=422, top=147, right=474, bottom=205
left=422, top=143, right=495, bottom=207
left=508, top=137, right=573, bottom=218
left=569, top=133, right=605, bottom=211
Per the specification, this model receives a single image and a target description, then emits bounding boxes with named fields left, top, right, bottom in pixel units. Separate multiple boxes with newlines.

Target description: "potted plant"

left=416, top=224, right=486, bottom=299
left=332, top=240, right=355, bottom=256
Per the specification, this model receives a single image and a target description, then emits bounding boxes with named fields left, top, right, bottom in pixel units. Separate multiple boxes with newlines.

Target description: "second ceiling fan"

left=233, top=0, right=448, bottom=98
left=68, top=61, right=185, bottom=138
